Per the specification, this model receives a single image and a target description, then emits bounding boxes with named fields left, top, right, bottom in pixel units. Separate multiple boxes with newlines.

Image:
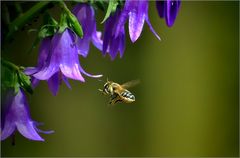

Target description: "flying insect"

left=99, top=79, right=140, bottom=105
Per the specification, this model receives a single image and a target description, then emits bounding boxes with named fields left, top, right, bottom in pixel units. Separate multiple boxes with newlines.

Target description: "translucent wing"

left=121, top=80, right=140, bottom=89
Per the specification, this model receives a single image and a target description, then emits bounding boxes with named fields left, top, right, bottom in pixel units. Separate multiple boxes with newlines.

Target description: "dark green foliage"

left=1, top=59, right=33, bottom=94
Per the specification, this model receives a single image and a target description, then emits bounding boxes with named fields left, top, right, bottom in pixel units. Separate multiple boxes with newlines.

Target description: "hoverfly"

left=98, top=79, right=140, bottom=105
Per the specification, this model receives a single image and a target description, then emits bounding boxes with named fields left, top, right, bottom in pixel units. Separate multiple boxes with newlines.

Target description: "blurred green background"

left=1, top=1, right=239, bottom=157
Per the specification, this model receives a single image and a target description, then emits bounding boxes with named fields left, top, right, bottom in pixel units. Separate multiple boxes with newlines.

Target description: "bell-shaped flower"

left=25, top=37, right=71, bottom=95
left=25, top=29, right=102, bottom=95
left=115, top=0, right=160, bottom=43
left=1, top=89, right=53, bottom=141
left=72, top=3, right=103, bottom=57
left=102, top=10, right=126, bottom=60
left=156, top=0, right=181, bottom=27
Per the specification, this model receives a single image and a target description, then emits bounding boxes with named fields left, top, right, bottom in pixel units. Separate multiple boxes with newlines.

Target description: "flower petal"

left=128, top=1, right=148, bottom=42
left=33, top=62, right=58, bottom=80
left=47, top=72, right=60, bottom=96
left=24, top=67, right=39, bottom=75
left=1, top=90, right=16, bottom=140
left=73, top=4, right=95, bottom=38
left=165, top=0, right=181, bottom=27
left=35, top=127, right=54, bottom=134
left=54, top=29, right=85, bottom=81
left=119, top=32, right=126, bottom=58
left=1, top=89, right=52, bottom=141
left=73, top=4, right=102, bottom=56
left=109, top=37, right=120, bottom=60
left=92, top=31, right=103, bottom=51
left=13, top=89, right=44, bottom=141
left=16, top=121, right=44, bottom=141
left=31, top=77, right=40, bottom=88
left=33, top=122, right=54, bottom=134
left=1, top=119, right=15, bottom=141
left=76, top=37, right=91, bottom=58
left=145, top=16, right=161, bottom=40
left=103, top=17, right=113, bottom=55
left=62, top=75, right=71, bottom=89
left=115, top=9, right=128, bottom=38
left=156, top=1, right=165, bottom=18
left=103, top=10, right=126, bottom=59
left=37, top=37, right=52, bottom=67
left=80, top=66, right=103, bottom=78
left=59, top=58, right=84, bottom=82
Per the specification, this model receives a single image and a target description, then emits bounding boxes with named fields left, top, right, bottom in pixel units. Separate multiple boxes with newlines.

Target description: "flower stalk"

left=1, top=59, right=21, bottom=72
left=5, top=1, right=51, bottom=41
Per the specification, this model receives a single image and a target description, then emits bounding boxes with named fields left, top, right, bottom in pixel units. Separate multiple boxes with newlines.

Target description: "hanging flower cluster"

left=1, top=0, right=181, bottom=142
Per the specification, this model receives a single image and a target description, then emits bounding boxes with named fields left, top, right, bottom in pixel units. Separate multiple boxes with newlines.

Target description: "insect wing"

left=121, top=80, right=140, bottom=89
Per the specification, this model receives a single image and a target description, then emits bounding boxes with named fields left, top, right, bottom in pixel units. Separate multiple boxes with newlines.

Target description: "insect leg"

left=114, top=99, right=122, bottom=104
left=109, top=93, right=119, bottom=105
left=98, top=89, right=107, bottom=95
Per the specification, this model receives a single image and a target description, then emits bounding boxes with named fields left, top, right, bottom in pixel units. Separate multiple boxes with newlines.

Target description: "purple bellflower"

left=25, top=37, right=71, bottom=95
left=102, top=10, right=126, bottom=60
left=1, top=89, right=53, bottom=141
left=72, top=3, right=103, bottom=57
left=115, top=0, right=160, bottom=43
left=25, top=29, right=102, bottom=95
left=156, top=0, right=181, bottom=27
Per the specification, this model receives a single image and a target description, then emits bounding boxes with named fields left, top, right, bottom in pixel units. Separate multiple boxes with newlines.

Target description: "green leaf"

left=38, top=25, right=57, bottom=38
left=39, top=15, right=58, bottom=38
left=101, top=0, right=118, bottom=23
left=1, top=61, right=20, bottom=93
left=68, top=13, right=83, bottom=38
left=1, top=59, right=33, bottom=94
left=59, top=1, right=83, bottom=38
left=1, top=66, right=17, bottom=89
left=17, top=71, right=33, bottom=94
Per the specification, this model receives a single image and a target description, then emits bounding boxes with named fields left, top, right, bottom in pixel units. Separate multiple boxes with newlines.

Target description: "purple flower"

left=72, top=3, right=103, bottom=57
left=1, top=89, right=53, bottom=141
left=115, top=0, right=160, bottom=43
left=25, top=29, right=102, bottom=95
left=103, top=10, right=126, bottom=60
left=156, top=0, right=181, bottom=27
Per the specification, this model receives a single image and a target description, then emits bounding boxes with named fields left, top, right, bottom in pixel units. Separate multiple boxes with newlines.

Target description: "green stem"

left=1, top=59, right=20, bottom=72
left=59, top=1, right=72, bottom=15
left=6, top=1, right=51, bottom=41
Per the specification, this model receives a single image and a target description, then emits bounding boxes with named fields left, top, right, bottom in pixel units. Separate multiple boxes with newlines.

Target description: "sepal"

left=101, top=0, right=119, bottom=23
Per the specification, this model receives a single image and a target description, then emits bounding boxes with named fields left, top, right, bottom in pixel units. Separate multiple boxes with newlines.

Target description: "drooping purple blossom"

left=102, top=10, right=126, bottom=60
left=156, top=0, right=181, bottom=27
left=1, top=89, right=53, bottom=141
left=72, top=3, right=103, bottom=57
left=115, top=0, right=160, bottom=43
left=25, top=37, right=71, bottom=95
left=25, top=29, right=102, bottom=95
